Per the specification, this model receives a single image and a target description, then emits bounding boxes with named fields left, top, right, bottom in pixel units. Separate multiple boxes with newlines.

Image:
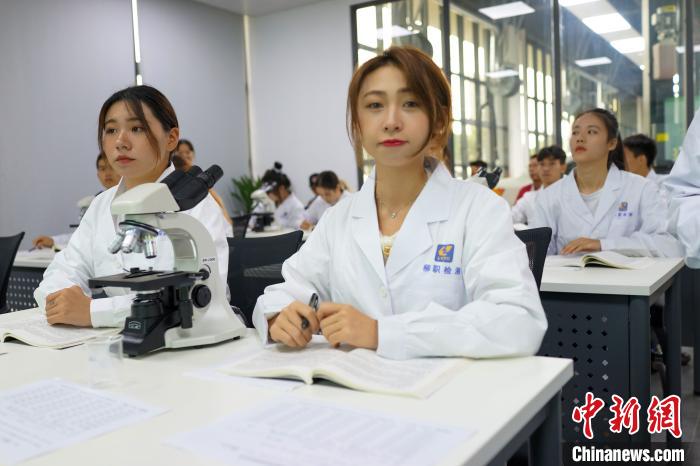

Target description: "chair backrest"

left=231, top=214, right=251, bottom=239
left=227, top=230, right=303, bottom=327
left=0, top=232, right=25, bottom=313
left=514, top=227, right=551, bottom=290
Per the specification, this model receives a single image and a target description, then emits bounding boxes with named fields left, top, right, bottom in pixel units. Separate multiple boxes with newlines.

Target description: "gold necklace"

left=376, top=177, right=427, bottom=220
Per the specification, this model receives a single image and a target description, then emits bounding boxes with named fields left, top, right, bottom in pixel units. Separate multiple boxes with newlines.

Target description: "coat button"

left=379, top=287, right=388, bottom=299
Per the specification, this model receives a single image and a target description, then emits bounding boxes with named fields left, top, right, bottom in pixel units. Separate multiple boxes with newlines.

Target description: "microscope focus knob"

left=192, top=285, right=212, bottom=308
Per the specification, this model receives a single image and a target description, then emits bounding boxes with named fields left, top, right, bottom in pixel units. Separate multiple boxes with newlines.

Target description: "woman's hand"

left=45, top=286, right=92, bottom=327
left=268, top=300, right=320, bottom=348
left=561, top=237, right=601, bottom=255
left=318, top=303, right=378, bottom=350
left=32, top=236, right=55, bottom=249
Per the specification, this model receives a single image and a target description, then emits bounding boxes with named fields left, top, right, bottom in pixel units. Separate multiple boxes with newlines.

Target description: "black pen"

left=301, top=293, right=319, bottom=330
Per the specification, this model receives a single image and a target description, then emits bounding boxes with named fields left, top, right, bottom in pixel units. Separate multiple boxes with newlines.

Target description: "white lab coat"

left=274, top=193, right=304, bottom=229
left=530, top=165, right=682, bottom=257
left=646, top=169, right=669, bottom=206
left=511, top=187, right=540, bottom=225
left=664, top=108, right=700, bottom=268
left=253, top=160, right=547, bottom=360
left=34, top=166, right=230, bottom=327
left=302, top=195, right=331, bottom=225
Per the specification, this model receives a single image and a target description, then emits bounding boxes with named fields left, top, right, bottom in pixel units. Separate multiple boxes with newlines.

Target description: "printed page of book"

left=0, top=379, right=166, bottom=465
left=583, top=251, right=652, bottom=269
left=219, top=336, right=345, bottom=384
left=316, top=349, right=467, bottom=398
left=0, top=309, right=119, bottom=348
left=544, top=254, right=585, bottom=268
left=166, top=396, right=474, bottom=466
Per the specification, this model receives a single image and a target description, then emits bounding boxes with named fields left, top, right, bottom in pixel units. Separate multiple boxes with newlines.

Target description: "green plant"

left=230, top=175, right=262, bottom=214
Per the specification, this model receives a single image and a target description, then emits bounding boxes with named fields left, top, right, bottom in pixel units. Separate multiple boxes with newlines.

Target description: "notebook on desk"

left=219, top=336, right=466, bottom=399
left=0, top=308, right=120, bottom=349
left=545, top=251, right=652, bottom=270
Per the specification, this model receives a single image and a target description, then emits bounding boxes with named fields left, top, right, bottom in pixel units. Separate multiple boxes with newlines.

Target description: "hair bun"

left=273, top=161, right=283, bottom=171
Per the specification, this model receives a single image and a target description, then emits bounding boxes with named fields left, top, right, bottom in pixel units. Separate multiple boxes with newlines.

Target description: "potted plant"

left=230, top=175, right=262, bottom=214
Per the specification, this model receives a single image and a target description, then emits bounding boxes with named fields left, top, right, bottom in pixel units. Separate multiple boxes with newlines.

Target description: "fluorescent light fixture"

left=131, top=0, right=141, bottom=64
left=581, top=13, right=632, bottom=34
left=485, top=69, right=520, bottom=79
left=559, top=0, right=600, bottom=6
left=611, top=37, right=645, bottom=54
left=376, top=25, right=418, bottom=39
left=575, top=57, right=612, bottom=67
left=478, top=1, right=535, bottom=20
left=675, top=45, right=700, bottom=54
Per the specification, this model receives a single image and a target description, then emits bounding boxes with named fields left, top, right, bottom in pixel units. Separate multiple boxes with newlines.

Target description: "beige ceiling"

left=192, top=0, right=329, bottom=17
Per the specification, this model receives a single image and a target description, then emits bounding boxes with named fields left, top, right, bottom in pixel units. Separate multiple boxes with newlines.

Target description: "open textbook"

left=545, top=251, right=652, bottom=270
left=219, top=337, right=467, bottom=399
left=0, top=308, right=120, bottom=349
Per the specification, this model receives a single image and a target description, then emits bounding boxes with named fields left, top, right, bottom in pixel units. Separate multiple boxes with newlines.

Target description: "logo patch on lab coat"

left=435, top=244, right=454, bottom=263
left=618, top=201, right=628, bottom=212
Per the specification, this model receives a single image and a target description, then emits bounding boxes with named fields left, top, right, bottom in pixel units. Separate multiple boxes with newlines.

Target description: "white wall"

left=248, top=0, right=361, bottom=204
left=0, top=0, right=134, bottom=247
left=139, top=0, right=249, bottom=214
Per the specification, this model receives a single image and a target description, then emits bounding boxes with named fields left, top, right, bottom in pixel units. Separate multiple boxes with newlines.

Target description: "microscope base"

left=163, top=304, right=246, bottom=349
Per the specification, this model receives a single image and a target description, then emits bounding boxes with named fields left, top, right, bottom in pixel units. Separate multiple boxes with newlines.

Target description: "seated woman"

left=299, top=170, right=350, bottom=230
left=34, top=85, right=230, bottom=327
left=252, top=46, right=546, bottom=360
left=260, top=162, right=305, bottom=229
left=530, top=108, right=682, bottom=257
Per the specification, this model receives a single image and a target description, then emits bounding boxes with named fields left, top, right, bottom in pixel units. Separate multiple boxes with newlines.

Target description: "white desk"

left=246, top=227, right=310, bottom=241
left=539, top=257, right=684, bottom=445
left=1, top=332, right=572, bottom=466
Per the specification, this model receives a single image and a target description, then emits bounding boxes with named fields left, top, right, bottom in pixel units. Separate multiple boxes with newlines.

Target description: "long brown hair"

left=97, top=85, right=179, bottom=162
left=346, top=46, right=452, bottom=161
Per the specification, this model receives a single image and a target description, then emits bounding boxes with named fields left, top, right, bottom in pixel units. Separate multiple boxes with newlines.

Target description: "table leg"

left=629, top=295, right=651, bottom=444
left=665, top=276, right=682, bottom=447
left=530, top=392, right=562, bottom=466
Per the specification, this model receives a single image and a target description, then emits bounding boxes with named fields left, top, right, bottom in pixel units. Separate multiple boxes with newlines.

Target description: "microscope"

left=88, top=165, right=246, bottom=356
left=249, top=183, right=276, bottom=231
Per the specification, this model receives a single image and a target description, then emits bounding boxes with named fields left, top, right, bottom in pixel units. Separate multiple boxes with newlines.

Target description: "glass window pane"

left=464, top=80, right=476, bottom=121
left=528, top=98, right=536, bottom=132
left=357, top=6, right=377, bottom=48
left=451, top=74, right=462, bottom=120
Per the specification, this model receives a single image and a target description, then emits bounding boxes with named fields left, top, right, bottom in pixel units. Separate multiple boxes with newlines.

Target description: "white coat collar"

left=646, top=169, right=658, bottom=181
left=350, top=159, right=452, bottom=284
left=566, top=164, right=623, bottom=228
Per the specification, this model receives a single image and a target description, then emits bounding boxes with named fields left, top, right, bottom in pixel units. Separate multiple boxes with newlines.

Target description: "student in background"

left=622, top=134, right=667, bottom=200
left=305, top=173, right=320, bottom=209
left=173, top=140, right=233, bottom=228
left=32, top=153, right=119, bottom=250
left=531, top=108, right=682, bottom=257
left=515, top=154, right=542, bottom=202
left=299, top=170, right=350, bottom=230
left=261, top=162, right=305, bottom=229
left=253, top=46, right=546, bottom=359
left=664, top=109, right=700, bottom=268
left=511, top=146, right=566, bottom=226
left=35, top=85, right=230, bottom=327
left=468, top=159, right=487, bottom=177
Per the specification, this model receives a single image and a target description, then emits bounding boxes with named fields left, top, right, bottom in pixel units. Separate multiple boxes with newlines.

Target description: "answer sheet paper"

left=167, top=397, right=474, bottom=466
left=0, top=379, right=166, bottom=464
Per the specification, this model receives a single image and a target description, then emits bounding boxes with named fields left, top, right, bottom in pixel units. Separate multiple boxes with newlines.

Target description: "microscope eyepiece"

left=197, top=165, right=223, bottom=189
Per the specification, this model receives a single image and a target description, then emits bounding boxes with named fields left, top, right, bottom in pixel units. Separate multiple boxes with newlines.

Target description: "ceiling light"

left=478, top=1, right=535, bottom=20
left=675, top=45, right=700, bottom=54
left=485, top=69, right=520, bottom=79
left=581, top=13, right=632, bottom=34
left=559, top=0, right=600, bottom=6
left=611, top=37, right=645, bottom=54
left=575, top=57, right=612, bottom=67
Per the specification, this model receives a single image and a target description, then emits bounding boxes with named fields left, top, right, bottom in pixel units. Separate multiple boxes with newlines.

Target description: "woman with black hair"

left=531, top=108, right=681, bottom=257
left=261, top=162, right=304, bottom=229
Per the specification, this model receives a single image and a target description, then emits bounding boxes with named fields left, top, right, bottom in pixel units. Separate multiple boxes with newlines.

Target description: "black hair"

left=317, top=171, right=340, bottom=190
left=178, top=139, right=194, bottom=152
left=574, top=108, right=624, bottom=170
left=96, top=152, right=107, bottom=169
left=98, top=85, right=179, bottom=162
left=622, top=134, right=657, bottom=168
left=529, top=154, right=538, bottom=160
left=469, top=160, right=488, bottom=169
left=261, top=161, right=291, bottom=193
left=537, top=145, right=566, bottom=164
left=308, top=173, right=319, bottom=188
